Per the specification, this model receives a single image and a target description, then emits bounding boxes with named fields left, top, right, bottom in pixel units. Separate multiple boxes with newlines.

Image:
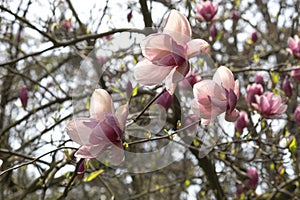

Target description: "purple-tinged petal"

left=227, top=89, right=238, bottom=113
left=163, top=9, right=191, bottom=45
left=66, top=118, right=98, bottom=145
left=186, top=39, right=210, bottom=58
left=213, top=66, right=235, bottom=91
left=90, top=89, right=114, bottom=121
left=288, top=37, right=297, bottom=50
left=134, top=59, right=173, bottom=86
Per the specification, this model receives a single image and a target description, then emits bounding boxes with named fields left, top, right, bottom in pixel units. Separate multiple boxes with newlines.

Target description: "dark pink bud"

left=77, top=159, right=86, bottom=179
left=127, top=10, right=133, bottom=22
left=156, top=91, right=174, bottom=110
left=209, top=24, right=218, bottom=41
left=235, top=111, right=249, bottom=133
left=282, top=75, right=293, bottom=97
left=196, top=1, right=218, bottom=22
left=287, top=35, right=300, bottom=59
left=291, top=67, right=300, bottom=83
left=104, top=35, right=113, bottom=40
left=254, top=74, right=264, bottom=86
left=61, top=20, right=72, bottom=31
left=19, top=85, right=28, bottom=108
left=245, top=168, right=258, bottom=190
left=245, top=83, right=263, bottom=105
left=294, top=105, right=300, bottom=125
left=251, top=30, right=258, bottom=43
left=232, top=10, right=239, bottom=21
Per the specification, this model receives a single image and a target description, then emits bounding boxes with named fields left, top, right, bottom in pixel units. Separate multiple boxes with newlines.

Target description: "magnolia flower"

left=156, top=91, right=174, bottom=110
left=196, top=1, right=218, bottom=22
left=245, top=168, right=258, bottom=190
left=254, top=74, right=264, bottom=86
left=294, top=105, right=300, bottom=125
left=251, top=91, right=287, bottom=119
left=192, top=66, right=240, bottom=124
left=134, top=10, right=210, bottom=94
left=282, top=75, right=293, bottom=97
left=66, top=89, right=128, bottom=165
left=19, top=85, right=28, bottom=108
left=245, top=83, right=263, bottom=105
left=287, top=35, right=300, bottom=59
left=61, top=20, right=72, bottom=31
left=291, top=67, right=300, bottom=83
left=235, top=111, right=249, bottom=133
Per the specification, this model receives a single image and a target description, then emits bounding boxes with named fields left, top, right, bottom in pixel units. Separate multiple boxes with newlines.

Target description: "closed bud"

left=282, top=75, right=293, bottom=97
left=254, top=74, right=264, bottom=86
left=294, top=105, right=300, bottom=125
left=232, top=10, right=239, bottom=21
left=209, top=24, right=218, bottom=41
left=235, top=111, right=249, bottom=133
left=19, top=85, right=28, bottom=108
left=251, top=30, right=258, bottom=43
left=245, top=167, right=258, bottom=190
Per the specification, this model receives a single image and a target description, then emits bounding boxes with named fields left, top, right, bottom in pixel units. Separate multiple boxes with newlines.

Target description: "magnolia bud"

left=19, top=85, right=28, bottom=108
left=235, top=111, right=249, bottom=133
left=282, top=75, right=293, bottom=97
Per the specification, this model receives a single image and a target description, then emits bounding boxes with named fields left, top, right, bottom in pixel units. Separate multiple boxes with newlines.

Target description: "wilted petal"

left=163, top=9, right=191, bottom=44
left=66, top=118, right=98, bottom=145
left=213, top=66, right=235, bottom=90
left=90, top=89, right=114, bottom=121
left=134, top=59, right=173, bottom=86
left=186, top=39, right=210, bottom=58
left=141, top=34, right=174, bottom=61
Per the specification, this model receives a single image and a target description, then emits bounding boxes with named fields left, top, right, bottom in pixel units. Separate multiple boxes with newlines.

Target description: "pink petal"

left=225, top=109, right=239, bottom=122
left=75, top=145, right=107, bottom=159
left=66, top=118, right=98, bottom=145
left=115, top=103, right=129, bottom=131
left=165, top=68, right=182, bottom=94
left=141, top=34, right=174, bottom=61
left=107, top=142, right=124, bottom=165
left=134, top=59, right=173, bottom=85
left=90, top=89, right=114, bottom=121
left=288, top=37, right=297, bottom=50
left=186, top=39, right=210, bottom=58
left=234, top=80, right=240, bottom=99
left=213, top=66, right=235, bottom=90
left=259, top=95, right=271, bottom=114
left=163, top=9, right=191, bottom=45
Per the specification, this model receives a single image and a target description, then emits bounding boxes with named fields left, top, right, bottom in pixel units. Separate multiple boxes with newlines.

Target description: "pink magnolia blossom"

left=61, top=20, right=72, bottom=31
left=19, top=85, right=28, bottom=108
left=245, top=168, right=258, bottom=190
left=254, top=74, right=264, bottom=86
left=251, top=91, right=287, bottom=119
left=291, top=67, right=300, bottom=83
left=178, top=70, right=201, bottom=90
left=0, top=159, right=3, bottom=168
left=287, top=35, right=300, bottom=59
left=156, top=91, right=174, bottom=110
left=294, top=105, right=300, bottom=125
left=235, top=111, right=249, bottom=133
left=192, top=66, right=240, bottom=124
left=282, top=75, right=293, bottom=97
left=245, top=83, right=263, bottom=105
left=134, top=10, right=210, bottom=94
left=196, top=1, right=218, bottom=22
left=66, top=89, right=128, bottom=165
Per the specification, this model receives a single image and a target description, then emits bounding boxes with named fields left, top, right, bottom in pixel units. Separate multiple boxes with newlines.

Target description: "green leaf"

left=83, top=169, right=104, bottom=182
left=289, top=136, right=297, bottom=154
left=270, top=72, right=279, bottom=84
left=132, top=84, right=139, bottom=97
